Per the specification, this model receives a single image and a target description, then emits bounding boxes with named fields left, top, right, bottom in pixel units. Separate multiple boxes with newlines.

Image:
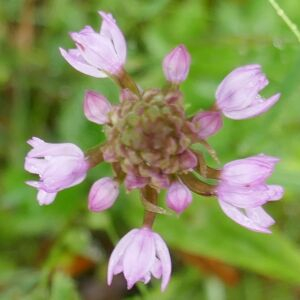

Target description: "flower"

left=163, top=45, right=191, bottom=84
left=215, top=64, right=280, bottom=119
left=88, top=177, right=119, bottom=212
left=166, top=181, right=192, bottom=213
left=192, top=111, right=223, bottom=139
left=84, top=90, right=112, bottom=125
left=24, top=137, right=88, bottom=205
left=60, top=11, right=126, bottom=77
left=107, top=227, right=171, bottom=291
left=216, top=154, right=284, bottom=233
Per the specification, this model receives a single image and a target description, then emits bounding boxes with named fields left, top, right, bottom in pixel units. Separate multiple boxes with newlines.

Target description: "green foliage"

left=1, top=0, right=300, bottom=299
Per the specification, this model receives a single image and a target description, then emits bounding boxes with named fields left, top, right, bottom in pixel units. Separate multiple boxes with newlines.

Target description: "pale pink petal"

left=223, top=93, right=280, bottom=120
left=216, top=64, right=262, bottom=109
left=222, top=155, right=277, bottom=186
left=193, top=111, right=223, bottom=139
left=27, top=137, right=84, bottom=158
left=24, top=157, right=48, bottom=174
left=217, top=184, right=270, bottom=208
left=88, top=177, right=119, bottom=212
left=84, top=90, right=112, bottom=124
left=99, top=11, right=127, bottom=64
left=153, top=233, right=172, bottom=291
left=218, top=201, right=271, bottom=233
left=163, top=45, right=191, bottom=84
left=123, top=228, right=156, bottom=289
left=59, top=48, right=106, bottom=78
left=37, top=190, right=57, bottom=205
left=267, top=185, right=284, bottom=201
left=246, top=207, right=275, bottom=227
left=107, top=229, right=139, bottom=285
left=166, top=181, right=192, bottom=214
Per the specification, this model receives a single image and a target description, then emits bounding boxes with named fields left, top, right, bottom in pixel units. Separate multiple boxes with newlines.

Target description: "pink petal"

left=222, top=155, right=277, bottom=186
left=107, top=229, right=139, bottom=285
left=217, top=184, right=271, bottom=208
left=166, top=181, right=192, bottom=214
left=37, top=189, right=57, bottom=205
left=163, top=44, right=191, bottom=84
left=84, top=90, right=112, bottom=125
left=218, top=201, right=271, bottom=233
left=216, top=64, right=262, bottom=109
left=99, top=11, right=127, bottom=64
left=223, top=93, right=280, bottom=120
left=123, top=228, right=156, bottom=289
left=88, top=177, right=119, bottom=212
left=267, top=185, right=284, bottom=201
left=73, top=32, right=121, bottom=75
left=193, top=111, right=223, bottom=139
left=59, top=48, right=106, bottom=78
left=246, top=207, right=275, bottom=227
left=27, top=137, right=84, bottom=158
left=153, top=233, right=172, bottom=291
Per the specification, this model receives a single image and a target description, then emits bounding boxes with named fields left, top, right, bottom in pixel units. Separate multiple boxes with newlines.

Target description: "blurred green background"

left=1, top=0, right=300, bottom=299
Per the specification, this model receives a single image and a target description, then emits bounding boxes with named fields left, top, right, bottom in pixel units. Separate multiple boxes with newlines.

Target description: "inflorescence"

left=24, top=11, right=284, bottom=291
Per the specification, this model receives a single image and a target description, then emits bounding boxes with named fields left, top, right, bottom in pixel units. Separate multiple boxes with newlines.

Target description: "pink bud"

left=84, top=90, right=112, bottom=124
left=192, top=111, right=223, bottom=139
left=166, top=181, right=192, bottom=213
left=88, top=177, right=119, bottom=212
left=163, top=45, right=191, bottom=84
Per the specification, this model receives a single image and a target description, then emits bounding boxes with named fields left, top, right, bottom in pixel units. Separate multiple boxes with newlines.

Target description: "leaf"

left=50, top=272, right=80, bottom=300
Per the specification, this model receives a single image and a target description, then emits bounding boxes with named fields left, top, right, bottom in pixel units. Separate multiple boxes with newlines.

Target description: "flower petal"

left=84, top=90, right=112, bottom=125
left=218, top=201, right=271, bottom=233
left=123, top=228, right=156, bottom=289
left=37, top=189, right=57, bottom=205
left=99, top=11, right=127, bottom=64
left=153, top=233, right=172, bottom=291
left=217, top=184, right=270, bottom=208
left=27, top=137, right=84, bottom=158
left=107, top=229, right=139, bottom=285
left=223, top=93, right=280, bottom=120
left=59, top=48, right=107, bottom=78
left=246, top=207, right=275, bottom=228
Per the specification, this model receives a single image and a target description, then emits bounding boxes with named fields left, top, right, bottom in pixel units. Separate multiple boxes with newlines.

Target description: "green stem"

left=114, top=69, right=141, bottom=96
left=268, top=0, right=300, bottom=43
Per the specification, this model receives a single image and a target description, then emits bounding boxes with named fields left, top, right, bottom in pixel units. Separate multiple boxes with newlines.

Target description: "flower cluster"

left=25, top=11, right=284, bottom=291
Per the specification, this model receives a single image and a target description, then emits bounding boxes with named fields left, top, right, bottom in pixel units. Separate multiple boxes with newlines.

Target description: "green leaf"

left=50, top=272, right=80, bottom=300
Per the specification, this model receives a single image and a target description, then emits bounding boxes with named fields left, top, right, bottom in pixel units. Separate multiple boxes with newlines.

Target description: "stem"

left=141, top=186, right=159, bottom=228
left=114, top=69, right=141, bottom=96
left=268, top=0, right=300, bottom=43
left=85, top=144, right=104, bottom=168
left=178, top=172, right=216, bottom=196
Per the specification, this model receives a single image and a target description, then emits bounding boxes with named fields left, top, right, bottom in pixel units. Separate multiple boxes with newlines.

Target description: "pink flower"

left=84, top=90, right=112, bottom=124
left=88, top=177, right=119, bottom=212
left=107, top=227, right=172, bottom=291
left=166, top=181, right=192, bottom=213
left=221, top=154, right=280, bottom=186
left=60, top=11, right=126, bottom=77
left=163, top=45, right=191, bottom=84
left=24, top=137, right=88, bottom=205
left=192, top=111, right=223, bottom=139
left=216, top=154, right=284, bottom=233
left=215, top=64, right=280, bottom=119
